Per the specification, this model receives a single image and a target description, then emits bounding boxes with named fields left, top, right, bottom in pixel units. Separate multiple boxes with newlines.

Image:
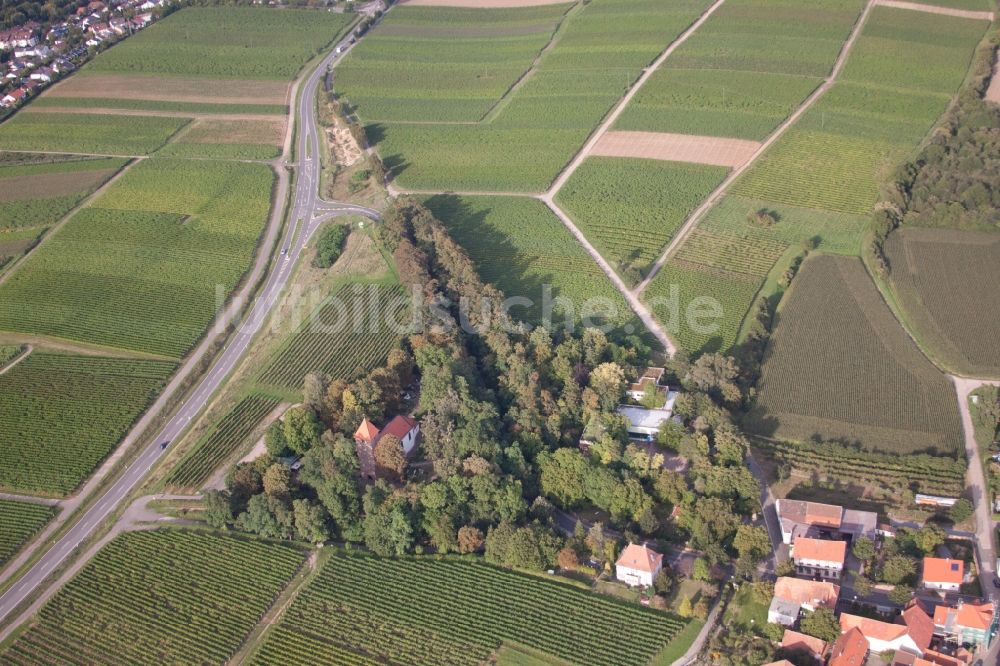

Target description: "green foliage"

left=0, top=112, right=189, bottom=155
left=0, top=352, right=174, bottom=496
left=251, top=552, right=695, bottom=666
left=744, top=255, right=963, bottom=457
left=799, top=607, right=841, bottom=643
left=881, top=554, right=917, bottom=585
left=0, top=530, right=305, bottom=663
left=31, top=95, right=287, bottom=115
left=257, top=282, right=405, bottom=391
left=87, top=7, right=350, bottom=80
left=0, top=159, right=273, bottom=358
left=556, top=157, right=728, bottom=282
left=0, top=499, right=55, bottom=568
left=282, top=406, right=323, bottom=456
left=166, top=396, right=280, bottom=490
left=313, top=224, right=349, bottom=269
left=888, top=584, right=914, bottom=606
left=949, top=498, right=974, bottom=524
left=852, top=536, right=876, bottom=562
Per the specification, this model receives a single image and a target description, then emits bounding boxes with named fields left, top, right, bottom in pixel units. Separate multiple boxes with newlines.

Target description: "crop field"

left=0, top=352, right=174, bottom=496
left=555, top=157, right=728, bottom=282
left=424, top=195, right=638, bottom=331
left=166, top=395, right=280, bottom=490
left=744, top=255, right=963, bottom=456
left=0, top=157, right=127, bottom=231
left=0, top=500, right=56, bottom=570
left=1, top=530, right=305, bottom=665
left=0, top=158, right=273, bottom=358
left=336, top=5, right=568, bottom=122
left=45, top=73, right=291, bottom=108
left=0, top=345, right=22, bottom=365
left=250, top=553, right=694, bottom=666
left=258, top=283, right=406, bottom=392
left=349, top=0, right=710, bottom=191
left=885, top=228, right=1000, bottom=376
left=158, top=118, right=285, bottom=160
left=0, top=112, right=188, bottom=155
left=733, top=8, right=986, bottom=215
left=86, top=7, right=350, bottom=80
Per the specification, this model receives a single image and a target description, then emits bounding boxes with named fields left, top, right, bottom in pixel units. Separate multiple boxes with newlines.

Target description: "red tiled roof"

left=829, top=627, right=868, bottom=666
left=900, top=603, right=935, bottom=652
left=839, top=613, right=906, bottom=643
left=923, top=557, right=964, bottom=585
left=934, top=601, right=994, bottom=631
left=780, top=629, right=827, bottom=659
left=804, top=502, right=842, bottom=528
left=792, top=537, right=847, bottom=564
left=380, top=414, right=417, bottom=441
left=922, top=649, right=971, bottom=666
left=773, top=577, right=839, bottom=608
left=353, top=418, right=379, bottom=444
left=615, top=543, right=662, bottom=573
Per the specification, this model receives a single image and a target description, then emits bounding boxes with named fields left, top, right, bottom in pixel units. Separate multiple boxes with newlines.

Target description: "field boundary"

left=635, top=0, right=876, bottom=295
left=0, top=344, right=30, bottom=376
left=873, top=0, right=994, bottom=21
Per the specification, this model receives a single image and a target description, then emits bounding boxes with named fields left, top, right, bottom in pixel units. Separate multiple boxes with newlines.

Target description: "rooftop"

left=829, top=626, right=868, bottom=666
left=922, top=557, right=964, bottom=585
left=773, top=576, right=840, bottom=608
left=792, top=537, right=847, bottom=564
left=933, top=600, right=994, bottom=631
left=776, top=498, right=843, bottom=529
left=615, top=543, right=662, bottom=573
left=780, top=629, right=827, bottom=659
left=839, top=613, right=906, bottom=643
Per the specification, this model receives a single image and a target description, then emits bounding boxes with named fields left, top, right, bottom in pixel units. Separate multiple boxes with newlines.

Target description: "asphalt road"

left=0, top=35, right=380, bottom=627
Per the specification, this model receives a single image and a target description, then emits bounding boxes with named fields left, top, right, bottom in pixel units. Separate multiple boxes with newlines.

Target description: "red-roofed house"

left=352, top=415, right=420, bottom=479
left=791, top=537, right=847, bottom=580
left=1, top=87, right=26, bottom=107
left=378, top=414, right=419, bottom=454
left=829, top=627, right=868, bottom=666
left=780, top=629, right=826, bottom=662
left=933, top=600, right=997, bottom=649
left=922, top=557, right=964, bottom=592
left=768, top=577, right=840, bottom=626
left=614, top=543, right=662, bottom=587
left=839, top=609, right=931, bottom=657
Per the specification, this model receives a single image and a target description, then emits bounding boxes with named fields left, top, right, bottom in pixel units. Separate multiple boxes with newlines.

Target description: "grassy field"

left=350, top=0, right=711, bottom=191
left=0, top=158, right=273, bottom=358
left=0, top=500, right=56, bottom=570
left=556, top=157, right=728, bottom=282
left=616, top=0, right=863, bottom=139
left=31, top=96, right=288, bottom=115
left=0, top=112, right=188, bottom=155
left=0, top=352, right=174, bottom=496
left=424, top=194, right=638, bottom=332
left=0, top=530, right=305, bottom=664
left=86, top=7, right=349, bottom=80
left=744, top=254, right=963, bottom=457
left=257, top=282, right=406, bottom=394
left=249, top=553, right=696, bottom=666
left=156, top=118, right=285, bottom=160
left=165, top=395, right=280, bottom=490
left=0, top=157, right=127, bottom=231
left=885, top=228, right=1000, bottom=377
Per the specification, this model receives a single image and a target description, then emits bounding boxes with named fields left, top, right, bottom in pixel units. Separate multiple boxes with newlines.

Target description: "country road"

left=0, top=32, right=381, bottom=637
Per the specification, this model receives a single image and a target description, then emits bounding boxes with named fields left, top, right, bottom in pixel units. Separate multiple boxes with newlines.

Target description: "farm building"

left=915, top=494, right=958, bottom=508
left=776, top=499, right=877, bottom=545
left=614, top=543, right=662, bottom=588
left=932, top=600, right=997, bottom=649
left=767, top=577, right=839, bottom=626
left=790, top=537, right=846, bottom=580
left=922, top=557, right=964, bottom=592
left=828, top=627, right=868, bottom=666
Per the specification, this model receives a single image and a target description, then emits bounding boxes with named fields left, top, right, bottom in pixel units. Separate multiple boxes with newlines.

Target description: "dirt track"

left=592, top=131, right=762, bottom=168
left=873, top=0, right=993, bottom=20
left=400, top=0, right=568, bottom=6
left=986, top=52, right=1000, bottom=104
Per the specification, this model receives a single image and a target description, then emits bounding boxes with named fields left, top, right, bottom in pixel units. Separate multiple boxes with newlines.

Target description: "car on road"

left=159, top=441, right=170, bottom=450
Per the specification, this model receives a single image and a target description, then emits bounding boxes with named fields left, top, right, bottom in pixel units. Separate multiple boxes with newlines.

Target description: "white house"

left=922, top=557, right=964, bottom=592
left=839, top=605, right=933, bottom=657
left=377, top=414, right=420, bottom=455
left=791, top=537, right=847, bottom=580
left=29, top=67, right=53, bottom=82
left=767, top=577, right=839, bottom=626
left=614, top=543, right=662, bottom=588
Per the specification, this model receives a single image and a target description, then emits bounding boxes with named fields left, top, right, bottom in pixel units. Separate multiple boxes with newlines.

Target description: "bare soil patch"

left=183, top=118, right=286, bottom=146
left=592, top=131, right=761, bottom=168
left=26, top=107, right=287, bottom=123
left=873, top=0, right=993, bottom=20
left=45, top=74, right=290, bottom=106
left=986, top=51, right=1000, bottom=105
left=328, top=127, right=362, bottom=167
left=400, top=0, right=569, bottom=6
left=0, top=169, right=117, bottom=202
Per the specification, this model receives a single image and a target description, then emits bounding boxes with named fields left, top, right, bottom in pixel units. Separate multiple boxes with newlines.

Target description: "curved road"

left=0, top=35, right=379, bottom=631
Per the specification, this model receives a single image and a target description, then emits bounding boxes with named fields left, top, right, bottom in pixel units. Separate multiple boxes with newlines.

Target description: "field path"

left=0, top=492, right=58, bottom=507
left=0, top=344, right=30, bottom=375
left=635, top=0, right=876, bottom=295
left=873, top=0, right=993, bottom=20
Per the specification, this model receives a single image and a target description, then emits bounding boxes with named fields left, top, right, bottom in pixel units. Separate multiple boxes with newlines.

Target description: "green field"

left=424, top=195, right=637, bottom=331
left=1, top=530, right=305, bottom=664
left=0, top=112, right=188, bottom=155
left=0, top=499, right=56, bottom=569
left=616, top=0, right=863, bottom=139
left=30, top=96, right=288, bottom=115
left=86, top=7, right=350, bottom=80
left=0, top=352, right=174, bottom=496
left=250, top=553, right=695, bottom=666
left=556, top=157, right=728, bottom=283
left=885, top=228, right=1000, bottom=377
left=744, top=254, right=963, bottom=457
left=257, top=282, right=406, bottom=393
left=350, top=0, right=711, bottom=191
left=166, top=395, right=281, bottom=490
left=0, top=158, right=273, bottom=358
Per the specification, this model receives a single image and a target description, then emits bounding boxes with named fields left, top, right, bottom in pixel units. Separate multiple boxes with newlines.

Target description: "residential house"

left=14, top=45, right=49, bottom=59
left=829, top=627, right=868, bottom=666
left=922, top=557, right=964, bottom=592
left=791, top=537, right=847, bottom=580
left=1, top=87, right=27, bottom=107
left=767, top=577, right=840, bottom=626
left=838, top=604, right=933, bottom=657
left=779, top=629, right=826, bottom=662
left=626, top=367, right=668, bottom=404
left=932, top=600, right=997, bottom=650
left=891, top=651, right=974, bottom=666
left=614, top=543, right=662, bottom=588
left=775, top=498, right=878, bottom=545
left=29, top=67, right=54, bottom=83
